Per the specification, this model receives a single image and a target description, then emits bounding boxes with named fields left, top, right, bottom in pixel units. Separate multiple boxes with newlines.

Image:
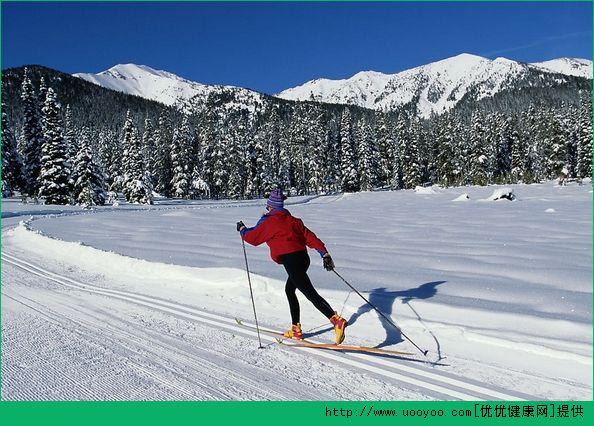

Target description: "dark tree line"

left=2, top=66, right=591, bottom=205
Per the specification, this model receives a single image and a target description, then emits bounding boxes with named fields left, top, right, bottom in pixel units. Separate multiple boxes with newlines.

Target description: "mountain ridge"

left=72, top=53, right=592, bottom=117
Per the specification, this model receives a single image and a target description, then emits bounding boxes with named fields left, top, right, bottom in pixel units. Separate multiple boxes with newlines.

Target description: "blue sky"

left=2, top=1, right=592, bottom=94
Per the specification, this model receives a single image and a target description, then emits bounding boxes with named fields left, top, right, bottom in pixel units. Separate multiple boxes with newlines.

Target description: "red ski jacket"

left=240, top=208, right=328, bottom=263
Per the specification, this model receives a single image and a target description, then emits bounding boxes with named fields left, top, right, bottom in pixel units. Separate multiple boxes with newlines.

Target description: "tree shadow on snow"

left=346, top=281, right=447, bottom=351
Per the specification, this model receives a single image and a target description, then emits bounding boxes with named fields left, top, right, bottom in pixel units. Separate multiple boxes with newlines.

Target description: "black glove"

left=236, top=221, right=246, bottom=232
left=323, top=253, right=335, bottom=271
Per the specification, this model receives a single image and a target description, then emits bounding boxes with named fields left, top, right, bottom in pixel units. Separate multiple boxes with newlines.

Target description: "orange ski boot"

left=330, top=313, right=348, bottom=344
left=283, top=323, right=304, bottom=340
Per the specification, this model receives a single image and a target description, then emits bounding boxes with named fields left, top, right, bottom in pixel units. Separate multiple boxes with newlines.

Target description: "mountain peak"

left=530, top=58, right=592, bottom=78
left=276, top=53, right=591, bottom=117
left=74, top=64, right=211, bottom=107
left=74, top=63, right=266, bottom=112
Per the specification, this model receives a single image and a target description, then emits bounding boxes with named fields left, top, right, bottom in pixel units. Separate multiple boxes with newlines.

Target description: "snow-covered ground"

left=1, top=181, right=592, bottom=400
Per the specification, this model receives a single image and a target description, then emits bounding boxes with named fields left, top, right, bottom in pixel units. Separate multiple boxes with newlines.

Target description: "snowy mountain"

left=276, top=53, right=593, bottom=118
left=73, top=55, right=591, bottom=118
left=531, top=57, right=593, bottom=79
left=74, top=64, right=266, bottom=113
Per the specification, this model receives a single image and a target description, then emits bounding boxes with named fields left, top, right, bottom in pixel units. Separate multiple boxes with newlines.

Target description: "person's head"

left=266, top=188, right=287, bottom=211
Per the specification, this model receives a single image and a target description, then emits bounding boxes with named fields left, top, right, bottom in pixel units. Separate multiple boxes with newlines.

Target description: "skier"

left=236, top=188, right=348, bottom=344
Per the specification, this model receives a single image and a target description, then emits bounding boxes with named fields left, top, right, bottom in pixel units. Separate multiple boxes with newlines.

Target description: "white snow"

left=482, top=188, right=516, bottom=201
left=276, top=53, right=592, bottom=118
left=1, top=181, right=592, bottom=400
left=72, top=54, right=592, bottom=119
left=74, top=64, right=265, bottom=113
left=452, top=193, right=470, bottom=202
left=531, top=58, right=593, bottom=79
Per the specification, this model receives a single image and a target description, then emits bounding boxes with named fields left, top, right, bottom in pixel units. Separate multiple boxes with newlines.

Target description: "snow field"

left=2, top=181, right=592, bottom=399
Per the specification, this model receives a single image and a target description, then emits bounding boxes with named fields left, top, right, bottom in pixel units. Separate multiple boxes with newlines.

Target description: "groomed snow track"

left=2, top=249, right=534, bottom=401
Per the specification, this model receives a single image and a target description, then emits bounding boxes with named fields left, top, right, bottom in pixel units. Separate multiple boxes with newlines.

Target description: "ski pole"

left=332, top=269, right=429, bottom=357
left=241, top=237, right=264, bottom=349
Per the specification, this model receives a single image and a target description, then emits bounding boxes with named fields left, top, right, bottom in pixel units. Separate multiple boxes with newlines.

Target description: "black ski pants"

left=279, top=250, right=335, bottom=324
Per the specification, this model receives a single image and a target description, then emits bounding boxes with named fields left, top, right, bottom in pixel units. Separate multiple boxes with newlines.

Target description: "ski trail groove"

left=2, top=250, right=530, bottom=400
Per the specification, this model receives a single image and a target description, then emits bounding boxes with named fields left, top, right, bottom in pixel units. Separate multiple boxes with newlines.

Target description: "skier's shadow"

left=346, top=281, right=446, bottom=348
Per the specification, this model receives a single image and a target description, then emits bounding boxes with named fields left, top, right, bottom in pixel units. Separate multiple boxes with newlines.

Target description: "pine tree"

left=544, top=110, right=567, bottom=181
left=375, top=113, right=394, bottom=187
left=153, top=110, right=174, bottom=197
left=290, top=104, right=309, bottom=194
left=1, top=100, right=24, bottom=197
left=277, top=129, right=292, bottom=192
left=435, top=116, right=456, bottom=187
left=20, top=68, right=44, bottom=197
left=339, top=108, right=359, bottom=192
left=142, top=116, right=156, bottom=186
left=576, top=96, right=593, bottom=179
left=322, top=117, right=340, bottom=192
left=495, top=114, right=514, bottom=182
left=451, top=114, right=470, bottom=185
left=38, top=88, right=71, bottom=205
left=63, top=105, right=78, bottom=160
left=211, top=123, right=229, bottom=199
left=62, top=105, right=78, bottom=193
left=189, top=166, right=210, bottom=199
left=170, top=116, right=192, bottom=199
left=357, top=122, right=377, bottom=191
left=121, top=112, right=152, bottom=204
left=399, top=116, right=422, bottom=189
left=509, top=117, right=525, bottom=182
left=38, top=77, right=48, bottom=106
left=307, top=112, right=326, bottom=193
left=469, top=110, right=490, bottom=186
left=72, top=127, right=106, bottom=206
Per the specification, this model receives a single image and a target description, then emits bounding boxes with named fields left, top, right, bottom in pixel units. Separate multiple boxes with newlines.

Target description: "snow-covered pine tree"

left=170, top=116, right=192, bottom=199
left=289, top=104, right=309, bottom=194
left=576, top=96, right=593, bottom=180
left=227, top=138, right=243, bottom=199
left=375, top=112, right=395, bottom=188
left=339, top=108, right=359, bottom=192
left=153, top=110, right=174, bottom=197
left=508, top=115, right=526, bottom=182
left=189, top=166, right=210, bottom=199
left=20, top=68, right=44, bottom=197
left=277, top=128, right=292, bottom=192
left=63, top=105, right=78, bottom=160
left=142, top=116, right=156, bottom=186
left=243, top=132, right=257, bottom=198
left=322, top=117, right=340, bottom=193
left=357, top=121, right=378, bottom=191
left=543, top=110, right=567, bottom=181
left=38, top=88, right=71, bottom=205
left=97, top=129, right=122, bottom=191
left=521, top=105, right=541, bottom=183
left=435, top=115, right=456, bottom=187
left=469, top=109, right=490, bottom=186
left=62, top=105, right=78, bottom=193
left=306, top=110, right=326, bottom=194
left=38, top=77, right=48, bottom=106
left=494, top=114, right=514, bottom=182
left=211, top=122, right=229, bottom=199
left=399, top=117, right=422, bottom=189
left=121, top=111, right=152, bottom=204
left=1, top=100, right=24, bottom=197
left=561, top=103, right=579, bottom=179
left=411, top=118, right=430, bottom=186
left=72, top=127, right=106, bottom=206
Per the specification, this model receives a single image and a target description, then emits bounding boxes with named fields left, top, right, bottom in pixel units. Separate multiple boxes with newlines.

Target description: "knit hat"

left=267, top=188, right=287, bottom=209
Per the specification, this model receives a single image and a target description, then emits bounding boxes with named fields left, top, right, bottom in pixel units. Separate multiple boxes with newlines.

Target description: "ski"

left=235, top=318, right=415, bottom=357
left=279, top=340, right=415, bottom=357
